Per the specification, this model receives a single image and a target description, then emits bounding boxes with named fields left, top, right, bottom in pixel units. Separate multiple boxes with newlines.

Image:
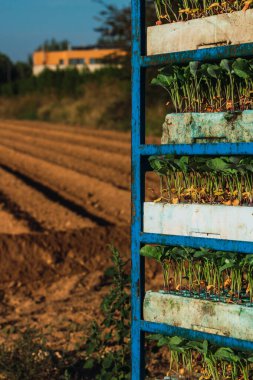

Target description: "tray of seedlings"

left=148, top=0, right=253, bottom=55
left=144, top=155, right=253, bottom=241
left=142, top=245, right=253, bottom=342
left=152, top=58, right=253, bottom=144
left=147, top=334, right=253, bottom=379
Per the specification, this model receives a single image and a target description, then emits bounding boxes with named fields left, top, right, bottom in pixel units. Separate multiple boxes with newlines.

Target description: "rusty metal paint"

left=161, top=111, right=253, bottom=144
left=143, top=291, right=253, bottom=342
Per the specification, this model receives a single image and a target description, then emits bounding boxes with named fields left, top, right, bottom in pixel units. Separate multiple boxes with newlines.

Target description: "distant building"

left=33, top=46, right=125, bottom=76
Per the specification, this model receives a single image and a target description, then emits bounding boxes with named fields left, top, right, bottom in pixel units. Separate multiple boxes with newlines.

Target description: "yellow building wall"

left=33, top=49, right=125, bottom=66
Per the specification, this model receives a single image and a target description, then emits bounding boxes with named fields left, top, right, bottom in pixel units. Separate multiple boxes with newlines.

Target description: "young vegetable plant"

left=154, top=0, right=253, bottom=24
left=141, top=245, right=253, bottom=305
left=149, top=155, right=253, bottom=206
left=152, top=58, right=253, bottom=113
left=148, top=334, right=253, bottom=379
left=140, top=245, right=171, bottom=290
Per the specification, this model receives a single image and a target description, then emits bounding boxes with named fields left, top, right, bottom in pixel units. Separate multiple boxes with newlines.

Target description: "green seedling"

left=149, top=155, right=253, bottom=206
left=141, top=245, right=253, bottom=305
left=152, top=58, right=253, bottom=113
left=149, top=334, right=253, bottom=379
left=140, top=245, right=171, bottom=290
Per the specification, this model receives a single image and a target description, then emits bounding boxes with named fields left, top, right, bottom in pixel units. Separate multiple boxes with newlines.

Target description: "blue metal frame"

left=141, top=142, right=253, bottom=156
left=131, top=1, right=253, bottom=379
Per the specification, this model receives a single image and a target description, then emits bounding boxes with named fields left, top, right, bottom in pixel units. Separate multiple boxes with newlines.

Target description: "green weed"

left=83, top=246, right=131, bottom=380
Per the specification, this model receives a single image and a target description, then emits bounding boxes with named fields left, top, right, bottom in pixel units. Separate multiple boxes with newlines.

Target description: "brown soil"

left=0, top=144, right=130, bottom=225
left=0, top=167, right=95, bottom=231
left=0, top=209, right=29, bottom=234
left=0, top=119, right=160, bottom=353
left=0, top=133, right=130, bottom=191
left=0, top=226, right=130, bottom=349
left=0, top=120, right=131, bottom=155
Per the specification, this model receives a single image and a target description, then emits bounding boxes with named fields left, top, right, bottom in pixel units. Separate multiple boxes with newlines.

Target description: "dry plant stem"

left=154, top=0, right=253, bottom=23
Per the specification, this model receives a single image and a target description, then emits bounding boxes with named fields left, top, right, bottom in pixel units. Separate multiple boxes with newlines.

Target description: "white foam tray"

left=143, top=202, right=253, bottom=242
left=144, top=291, right=253, bottom=342
left=147, top=10, right=253, bottom=55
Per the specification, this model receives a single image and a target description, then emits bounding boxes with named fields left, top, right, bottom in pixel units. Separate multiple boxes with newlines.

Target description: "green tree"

left=36, top=38, right=69, bottom=52
left=0, top=53, right=13, bottom=84
left=13, top=62, right=32, bottom=80
left=95, top=0, right=156, bottom=53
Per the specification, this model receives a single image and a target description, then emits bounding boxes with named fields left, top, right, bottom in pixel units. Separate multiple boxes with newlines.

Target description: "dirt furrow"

left=0, top=195, right=30, bottom=234
left=0, top=127, right=130, bottom=173
left=0, top=145, right=130, bottom=226
left=0, top=134, right=159, bottom=201
left=0, top=135, right=130, bottom=191
left=0, top=124, right=159, bottom=193
left=0, top=210, right=29, bottom=234
left=0, top=167, right=95, bottom=231
left=1, top=119, right=131, bottom=143
left=0, top=189, right=43, bottom=232
left=0, top=121, right=130, bottom=155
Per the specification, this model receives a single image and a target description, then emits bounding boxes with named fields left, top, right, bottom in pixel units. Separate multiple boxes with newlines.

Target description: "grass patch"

left=0, top=67, right=164, bottom=136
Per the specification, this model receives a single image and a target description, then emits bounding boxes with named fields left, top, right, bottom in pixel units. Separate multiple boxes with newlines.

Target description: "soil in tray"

left=159, top=289, right=253, bottom=307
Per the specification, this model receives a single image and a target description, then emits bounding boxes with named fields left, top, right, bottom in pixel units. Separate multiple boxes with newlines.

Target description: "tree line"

left=0, top=1, right=156, bottom=97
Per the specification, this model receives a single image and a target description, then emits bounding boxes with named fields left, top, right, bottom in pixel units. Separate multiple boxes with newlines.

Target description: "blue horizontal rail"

left=140, top=143, right=253, bottom=156
left=141, top=42, right=253, bottom=67
left=141, top=321, right=253, bottom=352
left=140, top=233, right=253, bottom=255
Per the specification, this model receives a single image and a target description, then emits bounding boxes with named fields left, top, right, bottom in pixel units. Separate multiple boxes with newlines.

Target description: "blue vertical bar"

left=131, top=0, right=146, bottom=379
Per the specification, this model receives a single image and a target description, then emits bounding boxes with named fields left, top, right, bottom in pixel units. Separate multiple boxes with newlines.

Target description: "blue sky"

left=0, top=0, right=130, bottom=62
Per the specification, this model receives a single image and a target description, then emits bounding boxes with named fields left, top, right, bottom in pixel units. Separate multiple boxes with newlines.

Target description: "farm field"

left=0, top=120, right=159, bottom=350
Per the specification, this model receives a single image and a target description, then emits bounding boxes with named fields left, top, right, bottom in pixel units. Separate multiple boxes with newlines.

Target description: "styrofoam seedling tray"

left=147, top=10, right=253, bottom=56
left=161, top=111, right=253, bottom=144
left=143, top=291, right=253, bottom=342
left=143, top=202, right=253, bottom=242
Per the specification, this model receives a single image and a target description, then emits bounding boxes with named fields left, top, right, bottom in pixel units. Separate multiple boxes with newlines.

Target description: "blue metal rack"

left=131, top=1, right=253, bottom=379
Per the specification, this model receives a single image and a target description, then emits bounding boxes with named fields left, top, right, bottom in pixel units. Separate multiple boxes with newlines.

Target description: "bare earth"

left=0, top=119, right=159, bottom=351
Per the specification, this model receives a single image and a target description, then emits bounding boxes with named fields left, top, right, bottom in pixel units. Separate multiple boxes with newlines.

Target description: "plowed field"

left=0, top=120, right=159, bottom=349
